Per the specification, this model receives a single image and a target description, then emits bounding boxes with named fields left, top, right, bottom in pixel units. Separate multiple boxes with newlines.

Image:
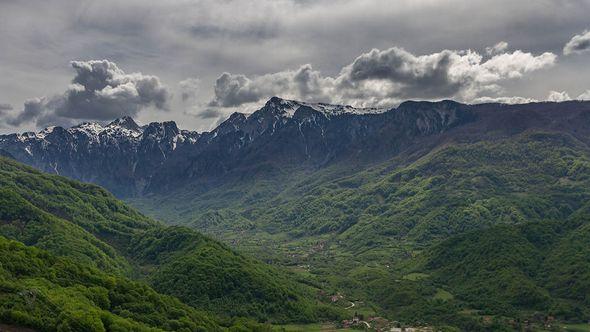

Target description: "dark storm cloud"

left=5, top=97, right=77, bottom=128
left=4, top=60, right=170, bottom=127
left=209, top=46, right=557, bottom=108
left=292, top=65, right=332, bottom=102
left=342, top=48, right=463, bottom=98
left=210, top=73, right=261, bottom=107
left=564, top=30, right=590, bottom=55
left=209, top=64, right=331, bottom=107
left=59, top=60, right=169, bottom=119
left=5, top=98, right=45, bottom=126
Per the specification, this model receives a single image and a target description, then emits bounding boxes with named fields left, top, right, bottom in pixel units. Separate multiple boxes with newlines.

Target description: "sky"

left=1, top=0, right=590, bottom=133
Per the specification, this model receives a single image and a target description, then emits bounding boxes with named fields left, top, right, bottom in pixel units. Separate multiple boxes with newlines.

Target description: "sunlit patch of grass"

left=433, top=289, right=453, bottom=301
left=402, top=272, right=429, bottom=281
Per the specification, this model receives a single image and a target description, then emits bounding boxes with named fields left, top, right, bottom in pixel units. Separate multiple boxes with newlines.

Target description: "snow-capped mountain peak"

left=259, top=96, right=389, bottom=118
left=0, top=97, right=480, bottom=197
left=69, top=122, right=104, bottom=137
left=107, top=116, right=141, bottom=131
left=0, top=117, right=200, bottom=196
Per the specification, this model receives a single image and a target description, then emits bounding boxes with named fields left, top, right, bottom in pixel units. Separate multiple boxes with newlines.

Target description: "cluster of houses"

left=341, top=315, right=433, bottom=331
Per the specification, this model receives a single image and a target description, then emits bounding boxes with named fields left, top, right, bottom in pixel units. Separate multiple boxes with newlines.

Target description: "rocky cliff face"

left=0, top=116, right=199, bottom=196
left=0, top=97, right=476, bottom=196
left=144, top=97, right=475, bottom=193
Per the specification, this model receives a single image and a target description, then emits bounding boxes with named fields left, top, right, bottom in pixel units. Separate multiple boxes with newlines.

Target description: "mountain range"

left=3, top=97, right=590, bottom=199
left=0, top=116, right=198, bottom=196
left=0, top=97, right=475, bottom=196
left=2, top=97, right=590, bottom=330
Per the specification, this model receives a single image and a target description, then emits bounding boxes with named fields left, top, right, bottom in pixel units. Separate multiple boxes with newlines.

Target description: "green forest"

left=0, top=156, right=343, bottom=331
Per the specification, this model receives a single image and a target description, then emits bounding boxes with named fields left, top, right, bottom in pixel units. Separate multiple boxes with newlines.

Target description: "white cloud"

left=210, top=46, right=557, bottom=108
left=486, top=41, right=508, bottom=55
left=472, top=96, right=537, bottom=104
left=576, top=90, right=590, bottom=100
left=454, top=88, right=590, bottom=104
left=546, top=90, right=571, bottom=102
left=209, top=65, right=333, bottom=107
left=4, top=60, right=170, bottom=127
left=563, top=30, right=590, bottom=55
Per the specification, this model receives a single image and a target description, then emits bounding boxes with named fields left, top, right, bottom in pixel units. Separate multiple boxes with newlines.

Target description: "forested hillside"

left=132, top=130, right=590, bottom=330
left=3, top=0, right=590, bottom=329
left=4, top=99, right=590, bottom=330
left=0, top=236, right=223, bottom=331
left=0, top=156, right=341, bottom=331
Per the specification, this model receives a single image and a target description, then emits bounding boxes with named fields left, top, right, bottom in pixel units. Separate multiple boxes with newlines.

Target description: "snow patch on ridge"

left=36, top=126, right=56, bottom=140
left=258, top=97, right=388, bottom=119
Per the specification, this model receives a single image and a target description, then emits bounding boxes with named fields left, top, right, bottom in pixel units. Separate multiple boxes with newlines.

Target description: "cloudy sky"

left=1, top=0, right=590, bottom=133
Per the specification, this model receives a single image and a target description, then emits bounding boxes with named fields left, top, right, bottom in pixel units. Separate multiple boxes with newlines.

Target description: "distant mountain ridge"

left=0, top=116, right=199, bottom=196
left=0, top=97, right=478, bottom=196
left=3, top=97, right=590, bottom=198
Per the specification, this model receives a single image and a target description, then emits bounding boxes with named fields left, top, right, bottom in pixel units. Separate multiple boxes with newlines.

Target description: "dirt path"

left=345, top=301, right=355, bottom=309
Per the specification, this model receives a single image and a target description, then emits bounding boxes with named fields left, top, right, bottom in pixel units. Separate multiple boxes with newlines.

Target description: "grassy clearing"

left=562, top=324, right=590, bottom=332
left=403, top=272, right=429, bottom=281
left=433, top=289, right=453, bottom=301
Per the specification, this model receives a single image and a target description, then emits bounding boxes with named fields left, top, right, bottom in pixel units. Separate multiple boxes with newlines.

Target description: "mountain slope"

left=352, top=217, right=590, bottom=330
left=134, top=130, right=590, bottom=253
left=4, top=98, right=590, bottom=204
left=0, top=156, right=340, bottom=326
left=0, top=236, right=223, bottom=332
left=4, top=98, right=590, bottom=329
left=145, top=98, right=474, bottom=194
left=132, top=130, right=590, bottom=329
left=415, top=216, right=590, bottom=322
